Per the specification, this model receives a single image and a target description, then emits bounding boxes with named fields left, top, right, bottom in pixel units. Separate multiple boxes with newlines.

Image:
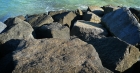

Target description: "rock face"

left=87, top=37, right=140, bottom=72
left=0, top=17, right=33, bottom=59
left=87, top=6, right=104, bottom=16
left=54, top=11, right=78, bottom=28
left=0, top=38, right=112, bottom=73
left=26, top=13, right=54, bottom=28
left=83, top=11, right=101, bottom=23
left=71, top=20, right=108, bottom=41
left=0, top=22, right=7, bottom=33
left=36, top=22, right=70, bottom=39
left=102, top=7, right=140, bottom=45
left=48, top=10, right=70, bottom=18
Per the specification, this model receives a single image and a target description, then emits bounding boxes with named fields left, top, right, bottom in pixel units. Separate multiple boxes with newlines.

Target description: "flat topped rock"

left=102, top=7, right=140, bottom=45
left=9, top=38, right=112, bottom=73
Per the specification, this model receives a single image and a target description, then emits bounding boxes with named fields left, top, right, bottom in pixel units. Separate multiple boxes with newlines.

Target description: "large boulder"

left=102, top=7, right=140, bottom=45
left=36, top=22, right=70, bottom=39
left=48, top=10, right=70, bottom=18
left=0, top=17, right=33, bottom=58
left=83, top=11, right=101, bottom=23
left=87, top=6, right=104, bottom=17
left=0, top=22, right=7, bottom=33
left=87, top=37, right=140, bottom=72
left=26, top=13, right=54, bottom=28
left=71, top=20, right=108, bottom=41
left=53, top=11, right=78, bottom=28
left=9, top=38, right=112, bottom=73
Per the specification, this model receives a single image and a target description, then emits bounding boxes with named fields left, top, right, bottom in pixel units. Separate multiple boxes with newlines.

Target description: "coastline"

left=0, top=5, right=140, bottom=73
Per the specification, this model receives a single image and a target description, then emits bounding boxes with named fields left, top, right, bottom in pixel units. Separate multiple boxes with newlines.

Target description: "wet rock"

left=26, top=13, right=54, bottom=28
left=87, top=37, right=140, bottom=72
left=36, top=22, right=70, bottom=39
left=9, top=38, right=112, bottom=73
left=102, top=7, right=140, bottom=45
left=102, top=5, right=120, bottom=14
left=0, top=22, right=7, bottom=33
left=87, top=6, right=104, bottom=16
left=83, top=11, right=101, bottom=23
left=71, top=20, right=108, bottom=41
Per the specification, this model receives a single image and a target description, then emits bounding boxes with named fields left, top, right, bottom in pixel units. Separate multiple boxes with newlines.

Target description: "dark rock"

left=102, top=5, right=120, bottom=14
left=36, top=22, right=70, bottom=39
left=7, top=38, right=112, bottom=73
left=87, top=6, right=104, bottom=16
left=86, top=37, right=140, bottom=72
left=102, top=7, right=140, bottom=45
left=71, top=20, right=108, bottom=41
left=54, top=11, right=78, bottom=28
left=83, top=11, right=101, bottom=23
left=48, top=10, right=70, bottom=18
left=26, top=13, right=54, bottom=28
left=0, top=22, right=7, bottom=33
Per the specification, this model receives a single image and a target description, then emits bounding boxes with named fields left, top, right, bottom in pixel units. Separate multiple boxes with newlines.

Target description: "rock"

left=0, top=17, right=33, bottom=58
left=102, top=5, right=120, bottom=14
left=74, top=9, right=83, bottom=16
left=6, top=38, right=112, bottom=73
left=0, top=22, right=7, bottom=33
left=101, top=7, right=140, bottom=45
left=17, top=15, right=25, bottom=21
left=129, top=7, right=140, bottom=23
left=87, top=37, right=140, bottom=72
left=87, top=6, right=104, bottom=16
left=48, top=10, right=70, bottom=18
left=71, top=20, right=108, bottom=41
left=26, top=13, right=54, bottom=28
left=54, top=11, right=79, bottom=28
left=36, top=22, right=70, bottom=39
left=83, top=11, right=101, bottom=23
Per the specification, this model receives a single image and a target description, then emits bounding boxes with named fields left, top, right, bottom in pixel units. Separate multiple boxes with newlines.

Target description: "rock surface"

left=87, top=37, right=140, bottom=72
left=36, top=22, right=70, bottom=39
left=87, top=6, right=104, bottom=16
left=71, top=20, right=108, bottom=41
left=0, top=38, right=112, bottom=73
left=83, top=11, right=101, bottom=23
left=26, top=13, right=54, bottom=28
left=102, top=7, right=140, bottom=45
left=0, top=22, right=7, bottom=33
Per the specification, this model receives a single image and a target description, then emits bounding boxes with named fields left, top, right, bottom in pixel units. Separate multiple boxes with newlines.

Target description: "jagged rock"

left=26, top=13, right=54, bottom=28
left=36, top=22, right=70, bottom=39
left=6, top=38, right=112, bottom=73
left=87, top=37, right=140, bottom=72
left=87, top=6, right=104, bottom=16
left=54, top=11, right=79, bottom=28
left=75, top=9, right=83, bottom=16
left=71, top=20, right=108, bottom=41
left=102, top=7, right=140, bottom=45
left=0, top=22, right=7, bottom=33
left=83, top=11, right=101, bottom=23
left=0, top=17, right=33, bottom=58
left=102, top=5, right=120, bottom=14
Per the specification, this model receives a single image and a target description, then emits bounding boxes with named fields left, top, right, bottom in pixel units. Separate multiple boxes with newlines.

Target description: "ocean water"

left=0, top=0, right=140, bottom=22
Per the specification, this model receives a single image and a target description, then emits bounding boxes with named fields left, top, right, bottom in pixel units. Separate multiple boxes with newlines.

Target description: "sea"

left=0, top=0, right=140, bottom=22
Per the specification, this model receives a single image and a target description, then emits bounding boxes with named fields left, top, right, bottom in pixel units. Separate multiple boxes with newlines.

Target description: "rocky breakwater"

left=0, top=5, right=140, bottom=73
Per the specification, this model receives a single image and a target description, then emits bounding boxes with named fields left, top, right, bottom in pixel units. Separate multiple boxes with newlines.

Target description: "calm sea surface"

left=0, top=0, right=140, bottom=22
